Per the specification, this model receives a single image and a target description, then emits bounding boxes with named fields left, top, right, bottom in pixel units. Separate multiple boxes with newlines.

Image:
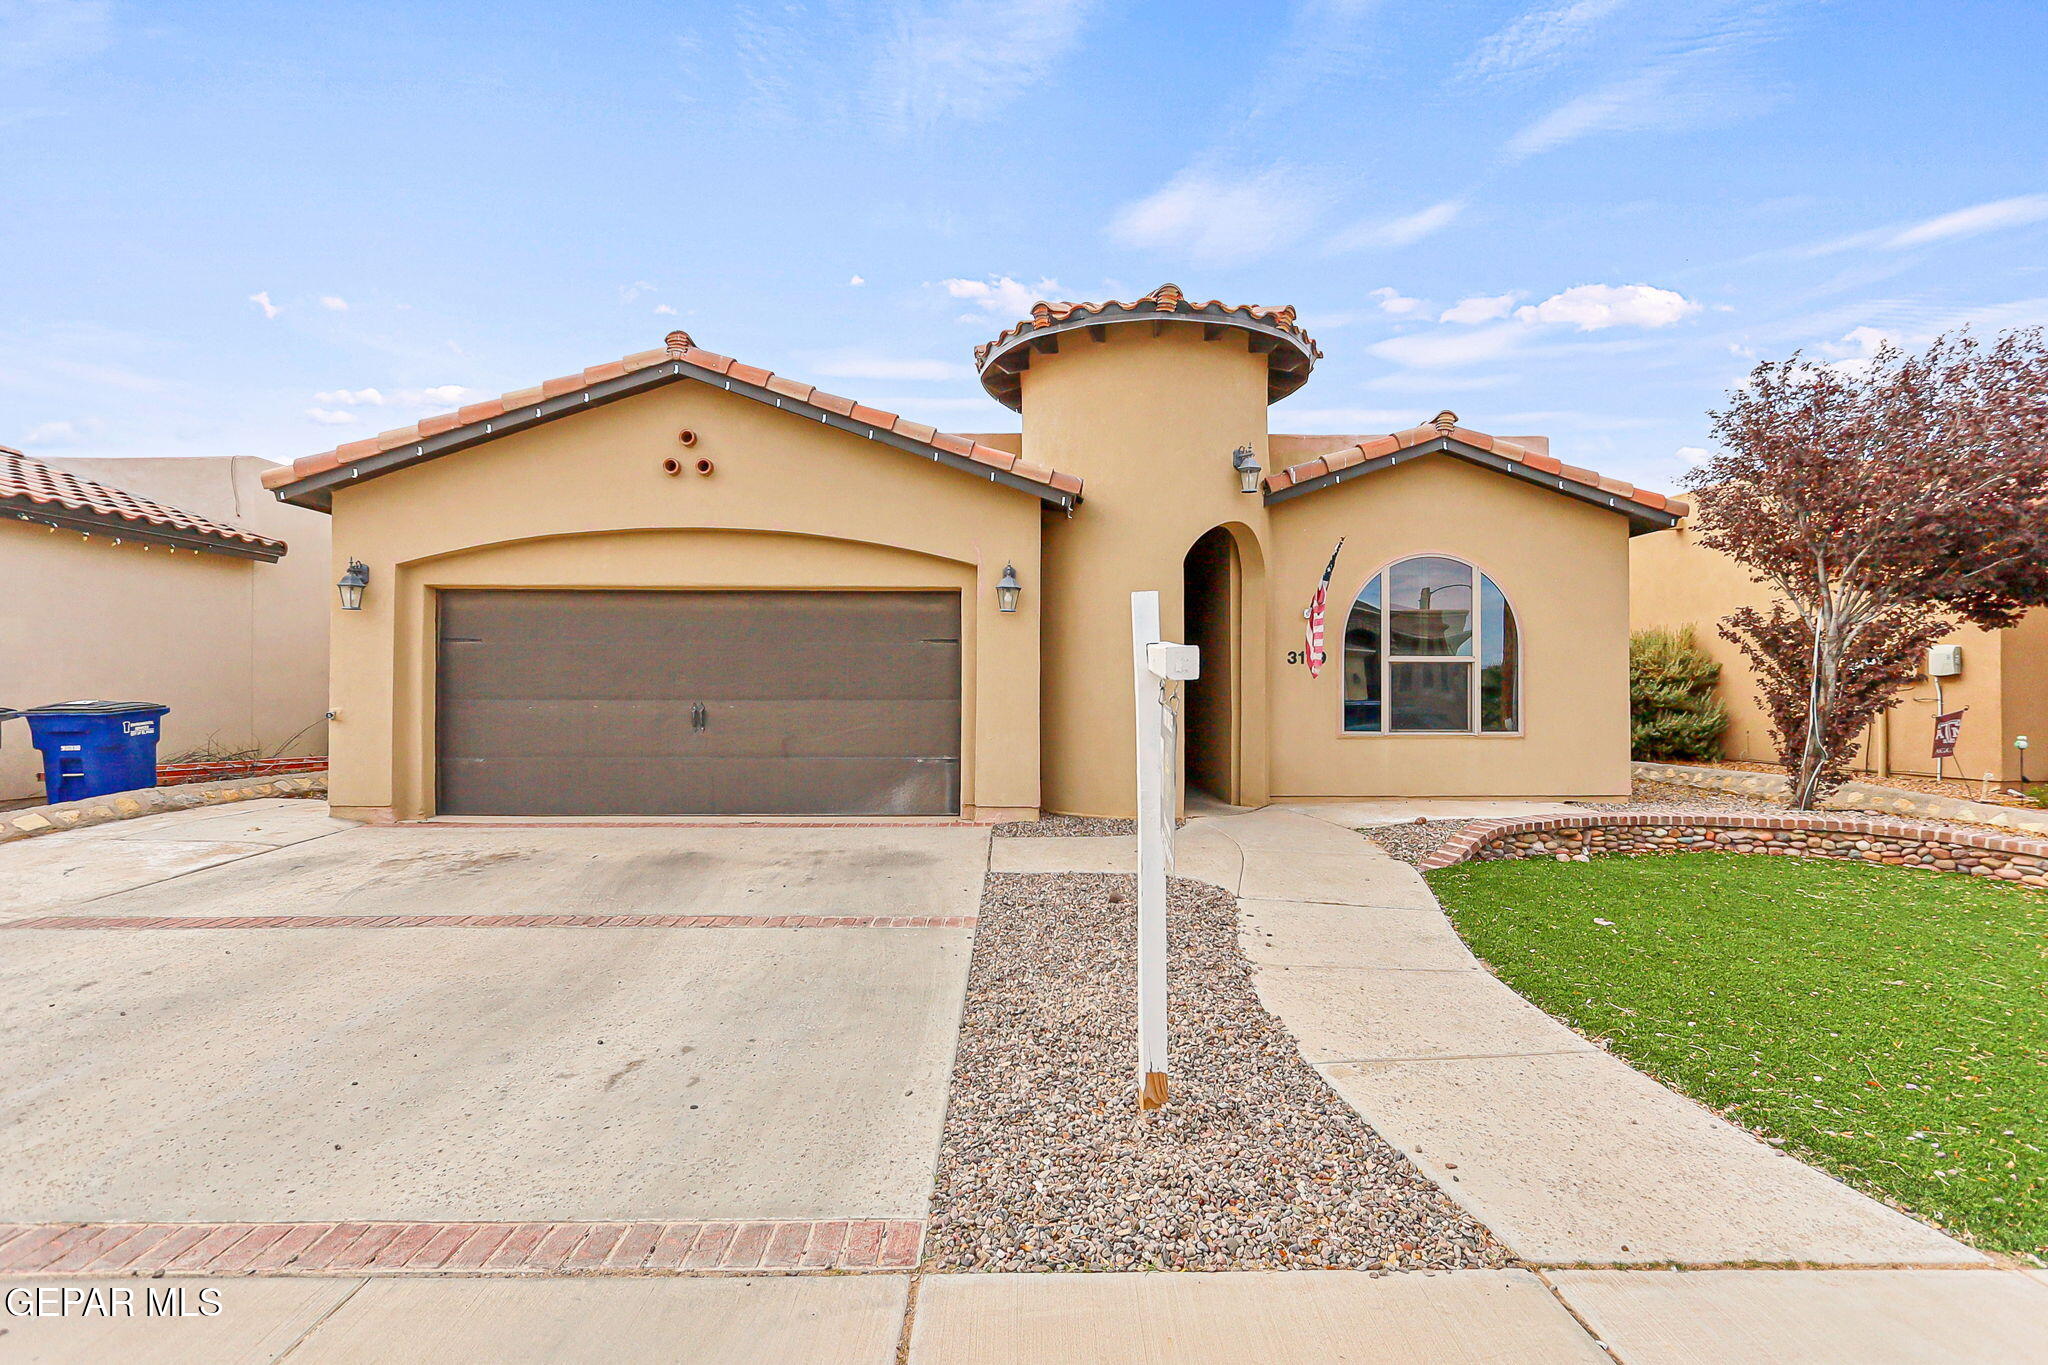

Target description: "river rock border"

left=1416, top=811, right=2048, bottom=890
left=0, top=772, right=328, bottom=846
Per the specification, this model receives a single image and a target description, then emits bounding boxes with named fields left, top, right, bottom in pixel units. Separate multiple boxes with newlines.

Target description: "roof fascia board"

left=2, top=501, right=286, bottom=560
left=271, top=361, right=1076, bottom=513
left=1263, top=435, right=1680, bottom=535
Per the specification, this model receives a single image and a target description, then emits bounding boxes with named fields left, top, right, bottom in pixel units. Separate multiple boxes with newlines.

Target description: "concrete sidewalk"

left=9, top=1268, right=2046, bottom=1363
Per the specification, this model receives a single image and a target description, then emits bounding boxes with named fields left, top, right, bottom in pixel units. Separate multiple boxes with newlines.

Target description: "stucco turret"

left=976, top=284, right=1321, bottom=816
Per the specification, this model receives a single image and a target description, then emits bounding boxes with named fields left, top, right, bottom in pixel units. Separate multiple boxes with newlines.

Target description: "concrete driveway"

left=0, top=802, right=985, bottom=1230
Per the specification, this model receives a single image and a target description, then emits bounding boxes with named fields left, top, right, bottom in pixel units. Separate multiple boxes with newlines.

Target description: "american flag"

left=1305, top=538, right=1344, bottom=677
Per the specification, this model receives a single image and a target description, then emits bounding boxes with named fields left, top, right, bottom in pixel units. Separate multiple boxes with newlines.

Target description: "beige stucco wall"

left=1266, top=454, right=1634, bottom=799
left=1630, top=518, right=2032, bottom=782
left=1021, top=323, right=1275, bottom=816
left=1012, top=321, right=1634, bottom=815
left=0, top=457, right=329, bottom=803
left=322, top=380, right=1041, bottom=821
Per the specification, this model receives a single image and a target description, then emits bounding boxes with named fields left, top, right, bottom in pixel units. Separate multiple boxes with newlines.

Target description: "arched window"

left=1343, top=555, right=1518, bottom=734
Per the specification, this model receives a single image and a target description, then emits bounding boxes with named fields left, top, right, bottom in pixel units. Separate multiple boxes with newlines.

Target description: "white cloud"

left=942, top=275, right=1060, bottom=317
left=314, top=387, right=385, bottom=405
left=1369, top=323, right=1527, bottom=369
left=849, top=275, right=866, bottom=286
left=23, top=416, right=102, bottom=445
left=1109, top=168, right=1323, bottom=264
left=1364, top=281, right=1697, bottom=371
left=310, top=384, right=473, bottom=409
left=1503, top=5, right=1790, bottom=160
left=1369, top=287, right=1424, bottom=317
left=654, top=304, right=678, bottom=315
left=319, top=295, right=348, bottom=311
left=807, top=350, right=967, bottom=382
left=1469, top=0, right=1629, bottom=77
left=1440, top=292, right=1520, bottom=324
left=248, top=291, right=279, bottom=319
left=1515, top=283, right=1698, bottom=330
left=1674, top=445, right=1709, bottom=462
left=306, top=408, right=359, bottom=426
left=1793, top=194, right=2048, bottom=259
left=870, top=0, right=1096, bottom=131
left=1885, top=194, right=2048, bottom=249
left=1331, top=199, right=1463, bottom=251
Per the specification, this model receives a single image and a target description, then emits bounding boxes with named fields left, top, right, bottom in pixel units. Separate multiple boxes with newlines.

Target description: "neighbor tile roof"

left=1262, top=411, right=1687, bottom=526
left=974, top=283, right=1322, bottom=409
left=262, top=332, right=1083, bottom=506
left=1, top=446, right=288, bottom=558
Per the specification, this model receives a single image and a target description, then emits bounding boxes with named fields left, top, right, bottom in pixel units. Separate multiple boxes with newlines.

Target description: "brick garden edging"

left=0, top=772, right=327, bottom=846
left=1416, top=811, right=2048, bottom=889
left=0, top=1218, right=923, bottom=1276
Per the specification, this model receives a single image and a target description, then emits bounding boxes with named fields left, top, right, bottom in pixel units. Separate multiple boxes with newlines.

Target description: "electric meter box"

left=1927, top=644, right=1963, bottom=677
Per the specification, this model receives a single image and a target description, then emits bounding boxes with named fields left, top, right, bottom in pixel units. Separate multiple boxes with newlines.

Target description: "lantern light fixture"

left=1232, top=444, right=1263, bottom=494
left=337, top=559, right=370, bottom=611
left=995, top=562, right=1022, bottom=614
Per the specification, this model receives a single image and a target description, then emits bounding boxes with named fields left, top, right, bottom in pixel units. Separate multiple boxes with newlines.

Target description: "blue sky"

left=4, top=0, right=2045, bottom=494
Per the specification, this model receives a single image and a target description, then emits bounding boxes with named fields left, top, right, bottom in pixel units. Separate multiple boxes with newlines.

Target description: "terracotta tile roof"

left=263, top=333, right=1083, bottom=508
left=1, top=446, right=288, bottom=559
left=1261, top=411, right=1687, bottom=530
left=974, top=283, right=1321, bottom=410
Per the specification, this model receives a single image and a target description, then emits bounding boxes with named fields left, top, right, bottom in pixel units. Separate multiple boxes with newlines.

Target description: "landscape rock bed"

left=925, top=871, right=1509, bottom=1273
left=991, top=815, right=1140, bottom=837
left=1420, top=812, right=2048, bottom=888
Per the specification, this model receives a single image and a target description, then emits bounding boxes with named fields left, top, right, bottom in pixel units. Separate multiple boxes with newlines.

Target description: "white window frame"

left=1340, top=553, right=1522, bottom=738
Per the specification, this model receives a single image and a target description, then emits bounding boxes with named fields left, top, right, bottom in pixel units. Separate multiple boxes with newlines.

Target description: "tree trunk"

left=1792, top=615, right=1842, bottom=810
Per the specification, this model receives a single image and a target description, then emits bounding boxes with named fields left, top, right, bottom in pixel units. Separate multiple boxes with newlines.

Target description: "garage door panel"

left=436, top=589, right=964, bottom=816
left=440, top=756, right=959, bottom=817
left=438, top=642, right=961, bottom=704
left=441, top=699, right=960, bottom=760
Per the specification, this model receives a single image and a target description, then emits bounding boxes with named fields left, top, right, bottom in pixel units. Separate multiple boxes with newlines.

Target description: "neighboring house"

left=0, top=449, right=331, bottom=803
left=263, top=284, right=1683, bottom=822
left=1632, top=509, right=2048, bottom=784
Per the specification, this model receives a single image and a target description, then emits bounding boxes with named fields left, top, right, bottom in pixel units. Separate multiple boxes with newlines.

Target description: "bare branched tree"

left=1689, top=328, right=2048, bottom=808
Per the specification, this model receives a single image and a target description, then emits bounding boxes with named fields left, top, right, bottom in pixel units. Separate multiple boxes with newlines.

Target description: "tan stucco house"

left=1633, top=511, right=2048, bottom=785
left=2, top=449, right=331, bottom=802
left=264, top=285, right=1684, bottom=822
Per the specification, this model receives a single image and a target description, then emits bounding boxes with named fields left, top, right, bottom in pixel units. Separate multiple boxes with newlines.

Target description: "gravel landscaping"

left=992, top=815, right=1141, bottom=837
left=925, top=871, right=1509, bottom=1273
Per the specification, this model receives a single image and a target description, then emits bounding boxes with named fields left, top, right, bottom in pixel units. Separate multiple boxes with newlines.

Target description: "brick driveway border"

left=0, top=1219, right=924, bottom=1275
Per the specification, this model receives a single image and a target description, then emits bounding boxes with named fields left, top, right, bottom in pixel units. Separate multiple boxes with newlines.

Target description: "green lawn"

left=1425, top=853, right=2046, bottom=1262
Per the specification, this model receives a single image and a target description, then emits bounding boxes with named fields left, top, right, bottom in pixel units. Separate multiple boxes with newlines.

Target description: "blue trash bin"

left=9, top=702, right=171, bottom=804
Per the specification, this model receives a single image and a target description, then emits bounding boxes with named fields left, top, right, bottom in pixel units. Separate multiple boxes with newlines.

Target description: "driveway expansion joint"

left=2, top=913, right=978, bottom=931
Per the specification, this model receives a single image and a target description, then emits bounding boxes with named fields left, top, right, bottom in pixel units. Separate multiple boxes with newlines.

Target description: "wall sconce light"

left=995, top=563, right=1022, bottom=614
left=1232, top=444, right=1263, bottom=494
left=336, top=559, right=370, bottom=611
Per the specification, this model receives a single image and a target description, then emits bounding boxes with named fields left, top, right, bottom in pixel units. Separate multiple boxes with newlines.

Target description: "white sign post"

left=1131, top=590, right=1198, bottom=1111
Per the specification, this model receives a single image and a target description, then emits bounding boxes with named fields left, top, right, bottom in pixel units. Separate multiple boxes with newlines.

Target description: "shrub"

left=1630, top=626, right=1728, bottom=761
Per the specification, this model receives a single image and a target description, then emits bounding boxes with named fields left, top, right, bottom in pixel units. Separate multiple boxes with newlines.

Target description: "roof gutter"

left=2, top=500, right=287, bottom=561
left=1263, top=435, right=1681, bottom=536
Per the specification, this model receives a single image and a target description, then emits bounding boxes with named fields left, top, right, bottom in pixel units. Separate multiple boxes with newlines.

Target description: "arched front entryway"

left=1181, top=524, right=1264, bottom=806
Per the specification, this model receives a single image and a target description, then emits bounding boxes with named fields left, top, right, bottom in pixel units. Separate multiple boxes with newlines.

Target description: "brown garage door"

left=436, top=590, right=962, bottom=816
